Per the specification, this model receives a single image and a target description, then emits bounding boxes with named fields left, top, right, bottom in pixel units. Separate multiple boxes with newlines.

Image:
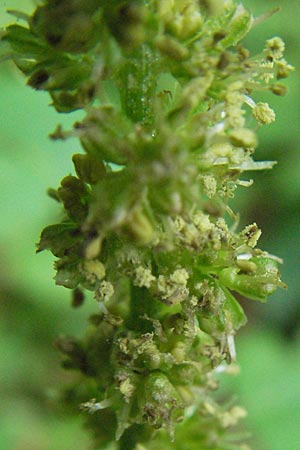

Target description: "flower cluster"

left=1, top=1, right=291, bottom=448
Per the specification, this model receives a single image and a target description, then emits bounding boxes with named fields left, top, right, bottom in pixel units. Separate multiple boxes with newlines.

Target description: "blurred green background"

left=0, top=1, right=299, bottom=449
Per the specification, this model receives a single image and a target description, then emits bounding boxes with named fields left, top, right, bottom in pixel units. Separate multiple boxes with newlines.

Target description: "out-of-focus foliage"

left=0, top=1, right=299, bottom=449
left=223, top=329, right=300, bottom=450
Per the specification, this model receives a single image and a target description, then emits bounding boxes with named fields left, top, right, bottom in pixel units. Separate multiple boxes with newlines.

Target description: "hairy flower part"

left=1, top=1, right=291, bottom=448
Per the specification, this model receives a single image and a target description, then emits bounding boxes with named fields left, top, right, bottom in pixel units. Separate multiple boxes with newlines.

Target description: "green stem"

left=117, top=44, right=157, bottom=128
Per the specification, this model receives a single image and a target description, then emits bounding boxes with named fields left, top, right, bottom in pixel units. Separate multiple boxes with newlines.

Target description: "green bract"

left=1, top=1, right=291, bottom=448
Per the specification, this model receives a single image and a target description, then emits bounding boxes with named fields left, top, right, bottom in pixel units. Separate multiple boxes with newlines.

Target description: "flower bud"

left=30, top=2, right=102, bottom=53
left=229, top=128, right=257, bottom=148
left=79, top=107, right=130, bottom=165
left=139, top=372, right=184, bottom=430
left=123, top=208, right=155, bottom=244
left=219, top=257, right=286, bottom=302
left=58, top=176, right=89, bottom=221
left=270, top=83, right=288, bottom=96
left=28, top=62, right=91, bottom=91
left=104, top=3, right=147, bottom=49
left=156, top=36, right=189, bottom=60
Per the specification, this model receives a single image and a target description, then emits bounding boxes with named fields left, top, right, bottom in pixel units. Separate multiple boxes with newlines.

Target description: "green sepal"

left=138, top=372, right=184, bottom=430
left=13, top=58, right=36, bottom=75
left=197, top=281, right=247, bottom=336
left=27, top=58, right=92, bottom=91
left=201, top=4, right=236, bottom=40
left=221, top=286, right=247, bottom=331
left=36, top=222, right=81, bottom=258
left=30, top=2, right=103, bottom=54
left=1, top=24, right=46, bottom=58
left=55, top=257, right=82, bottom=289
left=79, top=107, right=131, bottom=165
left=50, top=83, right=95, bottom=112
left=50, top=91, right=82, bottom=113
left=72, top=153, right=106, bottom=185
left=104, top=2, right=147, bottom=49
left=218, top=5, right=252, bottom=49
left=219, top=257, right=285, bottom=302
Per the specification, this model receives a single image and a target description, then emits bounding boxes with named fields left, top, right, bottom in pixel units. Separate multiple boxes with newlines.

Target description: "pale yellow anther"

left=252, top=102, right=276, bottom=125
left=276, top=59, right=295, bottom=79
left=96, top=280, right=114, bottom=302
left=265, top=37, right=285, bottom=60
left=199, top=174, right=217, bottom=198
left=170, top=268, right=189, bottom=285
left=193, top=212, right=212, bottom=232
left=135, top=266, right=155, bottom=288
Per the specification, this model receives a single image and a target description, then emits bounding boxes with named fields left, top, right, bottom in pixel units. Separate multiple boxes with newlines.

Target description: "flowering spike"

left=1, top=1, right=292, bottom=448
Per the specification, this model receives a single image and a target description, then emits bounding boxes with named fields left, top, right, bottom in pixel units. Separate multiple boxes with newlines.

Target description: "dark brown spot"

left=28, top=70, right=49, bottom=89
left=46, top=32, right=63, bottom=46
